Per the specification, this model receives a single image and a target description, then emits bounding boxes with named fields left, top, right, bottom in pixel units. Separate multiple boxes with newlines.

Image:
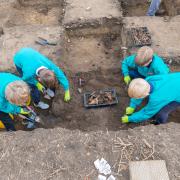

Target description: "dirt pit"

left=33, top=68, right=180, bottom=132
left=0, top=0, right=64, bottom=27
left=62, top=34, right=122, bottom=73
left=120, top=0, right=168, bottom=17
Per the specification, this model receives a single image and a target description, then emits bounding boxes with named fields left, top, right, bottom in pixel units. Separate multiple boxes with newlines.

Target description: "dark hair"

left=39, top=69, right=57, bottom=88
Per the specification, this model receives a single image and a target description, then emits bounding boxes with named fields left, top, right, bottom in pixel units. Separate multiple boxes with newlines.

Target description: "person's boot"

left=46, top=88, right=55, bottom=98
left=34, top=101, right=49, bottom=110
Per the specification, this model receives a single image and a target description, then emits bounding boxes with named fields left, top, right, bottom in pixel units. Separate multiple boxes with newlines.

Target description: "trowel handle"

left=18, top=114, right=28, bottom=120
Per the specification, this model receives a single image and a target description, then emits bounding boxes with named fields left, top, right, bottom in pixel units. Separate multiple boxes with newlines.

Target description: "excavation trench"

left=12, top=35, right=180, bottom=132
left=120, top=0, right=168, bottom=17
left=0, top=0, right=65, bottom=28
left=0, top=0, right=180, bottom=132
left=39, top=69, right=180, bottom=132
left=119, top=0, right=180, bottom=17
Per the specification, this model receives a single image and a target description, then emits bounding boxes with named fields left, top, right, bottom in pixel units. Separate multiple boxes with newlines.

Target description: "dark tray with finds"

left=130, top=27, right=152, bottom=47
left=84, top=89, right=118, bottom=108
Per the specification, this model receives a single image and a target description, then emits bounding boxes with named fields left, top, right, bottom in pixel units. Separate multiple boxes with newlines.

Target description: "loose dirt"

left=0, top=123, right=180, bottom=180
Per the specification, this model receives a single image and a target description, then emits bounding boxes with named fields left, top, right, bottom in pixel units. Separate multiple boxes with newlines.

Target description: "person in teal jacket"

left=121, top=73, right=180, bottom=124
left=14, top=47, right=71, bottom=109
left=0, top=73, right=33, bottom=131
left=121, top=46, right=169, bottom=85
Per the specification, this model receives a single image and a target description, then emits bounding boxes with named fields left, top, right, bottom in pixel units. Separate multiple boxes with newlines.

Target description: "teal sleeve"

left=22, top=70, right=38, bottom=86
left=128, top=100, right=162, bottom=123
left=0, top=99, right=21, bottom=114
left=153, top=56, right=170, bottom=75
left=121, top=55, right=136, bottom=76
left=130, top=98, right=144, bottom=109
left=48, top=62, right=69, bottom=91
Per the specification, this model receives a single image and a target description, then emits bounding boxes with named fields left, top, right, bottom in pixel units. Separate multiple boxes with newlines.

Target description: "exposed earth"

left=0, top=0, right=180, bottom=179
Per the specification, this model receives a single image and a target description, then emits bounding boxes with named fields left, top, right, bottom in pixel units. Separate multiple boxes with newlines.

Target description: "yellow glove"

left=124, top=75, right=131, bottom=85
left=20, top=107, right=30, bottom=115
left=126, top=107, right=135, bottom=115
left=36, top=82, right=45, bottom=93
left=64, top=90, right=71, bottom=102
left=9, top=114, right=14, bottom=120
left=121, top=115, right=129, bottom=123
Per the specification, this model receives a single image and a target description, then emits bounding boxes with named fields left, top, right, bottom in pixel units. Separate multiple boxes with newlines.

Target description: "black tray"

left=83, top=89, right=119, bottom=108
left=130, top=27, right=152, bottom=47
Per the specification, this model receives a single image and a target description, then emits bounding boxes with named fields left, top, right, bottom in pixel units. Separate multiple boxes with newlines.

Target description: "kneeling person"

left=121, top=73, right=180, bottom=124
left=0, top=73, right=33, bottom=131
left=14, top=48, right=70, bottom=109
left=121, top=46, right=169, bottom=85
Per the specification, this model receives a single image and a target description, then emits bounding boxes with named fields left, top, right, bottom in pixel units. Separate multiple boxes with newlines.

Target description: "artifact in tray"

left=88, top=91, right=116, bottom=105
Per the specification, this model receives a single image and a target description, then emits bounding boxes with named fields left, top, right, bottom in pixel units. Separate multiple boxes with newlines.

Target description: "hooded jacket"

left=129, top=73, right=180, bottom=123
left=14, top=48, right=69, bottom=91
left=121, top=54, right=169, bottom=77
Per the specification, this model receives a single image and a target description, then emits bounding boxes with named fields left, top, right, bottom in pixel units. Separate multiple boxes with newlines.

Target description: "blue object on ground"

left=147, top=0, right=161, bottom=16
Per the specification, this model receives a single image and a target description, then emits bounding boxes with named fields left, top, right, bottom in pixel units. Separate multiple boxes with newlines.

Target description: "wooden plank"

left=129, top=160, right=170, bottom=180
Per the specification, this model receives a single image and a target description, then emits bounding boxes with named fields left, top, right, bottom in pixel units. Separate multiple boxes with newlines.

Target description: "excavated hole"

left=0, top=0, right=64, bottom=27
left=32, top=33, right=180, bottom=132
left=42, top=69, right=151, bottom=131
left=120, top=0, right=168, bottom=17
left=1, top=1, right=179, bottom=132
left=61, top=33, right=123, bottom=73
left=10, top=31, right=180, bottom=132
left=38, top=69, right=180, bottom=132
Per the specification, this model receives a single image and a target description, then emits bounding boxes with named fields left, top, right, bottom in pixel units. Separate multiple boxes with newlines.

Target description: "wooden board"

left=129, top=160, right=170, bottom=180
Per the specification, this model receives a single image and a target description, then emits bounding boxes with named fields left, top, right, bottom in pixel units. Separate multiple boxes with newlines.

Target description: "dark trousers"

left=129, top=70, right=145, bottom=79
left=0, top=111, right=16, bottom=131
left=155, top=101, right=180, bottom=124
left=16, top=66, right=40, bottom=104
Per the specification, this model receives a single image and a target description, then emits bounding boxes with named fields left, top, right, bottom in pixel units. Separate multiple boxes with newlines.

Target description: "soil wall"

left=17, top=0, right=64, bottom=7
left=164, top=0, right=180, bottom=16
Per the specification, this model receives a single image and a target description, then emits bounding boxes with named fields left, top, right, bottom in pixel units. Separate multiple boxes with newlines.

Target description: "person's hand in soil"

left=124, top=75, right=131, bottom=85
left=126, top=107, right=135, bottom=115
left=121, top=115, right=129, bottom=123
left=64, top=89, right=71, bottom=102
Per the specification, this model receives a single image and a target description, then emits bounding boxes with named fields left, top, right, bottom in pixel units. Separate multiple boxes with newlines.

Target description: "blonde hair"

left=5, top=81, right=30, bottom=106
left=128, top=78, right=150, bottom=99
left=39, top=69, right=57, bottom=88
left=135, top=46, right=153, bottom=66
